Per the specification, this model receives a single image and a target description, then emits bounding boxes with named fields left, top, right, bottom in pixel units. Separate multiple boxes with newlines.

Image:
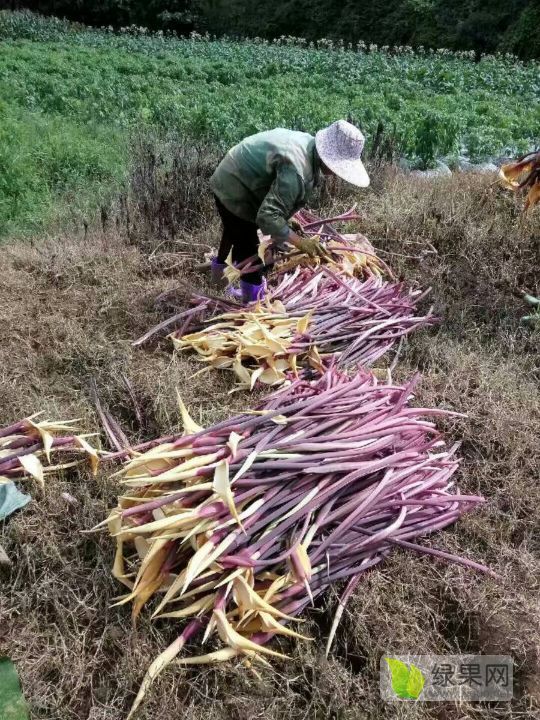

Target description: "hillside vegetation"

left=0, top=11, right=538, bottom=238
left=7, top=0, right=540, bottom=59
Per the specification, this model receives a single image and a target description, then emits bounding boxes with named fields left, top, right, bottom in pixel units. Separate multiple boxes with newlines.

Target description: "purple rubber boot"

left=225, top=286, right=243, bottom=301
left=241, top=280, right=265, bottom=304
left=210, top=257, right=226, bottom=286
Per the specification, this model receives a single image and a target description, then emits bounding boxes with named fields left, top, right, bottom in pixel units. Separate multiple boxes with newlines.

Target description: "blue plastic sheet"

left=0, top=483, right=30, bottom=521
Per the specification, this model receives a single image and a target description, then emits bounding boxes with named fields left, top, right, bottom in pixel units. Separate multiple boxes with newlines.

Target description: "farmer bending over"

left=209, top=119, right=370, bottom=303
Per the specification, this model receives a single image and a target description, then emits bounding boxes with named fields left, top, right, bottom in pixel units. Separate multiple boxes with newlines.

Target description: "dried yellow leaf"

left=233, top=576, right=297, bottom=621
left=226, top=431, right=242, bottom=458
left=19, top=453, right=44, bottom=486
left=176, top=390, right=204, bottom=435
left=156, top=593, right=215, bottom=619
left=176, top=647, right=240, bottom=665
left=213, top=460, right=244, bottom=531
left=28, top=420, right=54, bottom=463
left=259, top=367, right=286, bottom=385
left=259, top=612, right=311, bottom=640
left=296, top=311, right=312, bottom=335
left=232, top=357, right=252, bottom=385
left=257, top=237, right=273, bottom=263
left=214, top=609, right=290, bottom=659
left=126, top=632, right=194, bottom=720
left=76, top=436, right=99, bottom=475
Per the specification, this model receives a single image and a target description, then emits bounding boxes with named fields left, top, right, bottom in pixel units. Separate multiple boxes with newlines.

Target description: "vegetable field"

left=1, top=10, right=539, bottom=236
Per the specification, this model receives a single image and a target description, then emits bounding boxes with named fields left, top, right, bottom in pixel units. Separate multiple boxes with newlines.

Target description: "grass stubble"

left=0, top=155, right=539, bottom=719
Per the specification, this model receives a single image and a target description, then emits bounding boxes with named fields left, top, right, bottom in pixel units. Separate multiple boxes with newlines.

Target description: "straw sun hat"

left=315, top=120, right=370, bottom=188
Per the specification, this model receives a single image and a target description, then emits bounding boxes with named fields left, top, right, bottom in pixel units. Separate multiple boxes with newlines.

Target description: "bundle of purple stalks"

left=0, top=413, right=99, bottom=485
left=132, top=207, right=393, bottom=350
left=100, top=365, right=494, bottom=717
left=168, top=266, right=435, bottom=387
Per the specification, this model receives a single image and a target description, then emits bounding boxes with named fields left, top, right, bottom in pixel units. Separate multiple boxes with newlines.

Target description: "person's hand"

left=291, top=234, right=331, bottom=260
left=297, top=236, right=324, bottom=258
left=289, top=218, right=303, bottom=232
left=271, top=230, right=304, bottom=252
left=286, top=230, right=304, bottom=249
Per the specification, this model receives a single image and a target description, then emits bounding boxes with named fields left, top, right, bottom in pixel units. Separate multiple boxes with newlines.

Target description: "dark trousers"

left=214, top=195, right=263, bottom=285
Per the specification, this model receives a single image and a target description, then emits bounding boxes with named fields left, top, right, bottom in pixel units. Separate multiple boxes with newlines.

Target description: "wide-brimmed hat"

left=315, top=120, right=370, bottom=188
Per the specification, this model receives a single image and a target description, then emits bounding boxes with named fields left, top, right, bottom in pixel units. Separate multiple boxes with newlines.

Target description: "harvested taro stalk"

left=100, top=365, right=493, bottom=717
left=170, top=266, right=434, bottom=388
left=499, top=150, right=540, bottom=211
left=0, top=413, right=99, bottom=486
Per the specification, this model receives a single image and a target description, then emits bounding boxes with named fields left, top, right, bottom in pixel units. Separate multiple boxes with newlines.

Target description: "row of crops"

left=0, top=10, right=539, bottom=236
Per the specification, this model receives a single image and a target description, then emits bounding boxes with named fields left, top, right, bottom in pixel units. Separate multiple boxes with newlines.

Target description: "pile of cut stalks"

left=3, top=207, right=505, bottom=718
left=95, top=209, right=498, bottom=717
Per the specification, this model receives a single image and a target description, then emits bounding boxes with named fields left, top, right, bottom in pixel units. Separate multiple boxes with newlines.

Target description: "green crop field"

left=0, top=10, right=539, bottom=237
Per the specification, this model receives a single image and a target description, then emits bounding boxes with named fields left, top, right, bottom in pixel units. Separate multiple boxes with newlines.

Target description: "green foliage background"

left=0, top=11, right=538, bottom=237
left=7, top=0, right=540, bottom=59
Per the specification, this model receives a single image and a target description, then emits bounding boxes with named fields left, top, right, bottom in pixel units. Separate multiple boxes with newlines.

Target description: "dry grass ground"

left=0, top=163, right=539, bottom=720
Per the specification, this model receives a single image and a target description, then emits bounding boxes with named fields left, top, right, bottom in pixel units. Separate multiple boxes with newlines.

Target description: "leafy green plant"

left=0, top=10, right=538, bottom=236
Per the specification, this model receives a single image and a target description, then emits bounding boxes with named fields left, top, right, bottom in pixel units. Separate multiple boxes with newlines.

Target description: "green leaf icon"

left=406, top=663, right=425, bottom=699
left=0, top=657, right=29, bottom=719
left=385, top=658, right=410, bottom=697
left=385, top=658, right=425, bottom=700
